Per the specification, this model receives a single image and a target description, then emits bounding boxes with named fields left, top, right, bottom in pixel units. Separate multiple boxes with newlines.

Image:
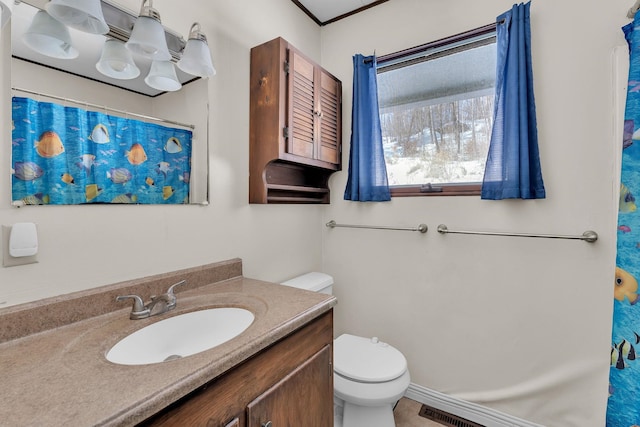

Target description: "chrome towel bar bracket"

left=436, top=224, right=598, bottom=243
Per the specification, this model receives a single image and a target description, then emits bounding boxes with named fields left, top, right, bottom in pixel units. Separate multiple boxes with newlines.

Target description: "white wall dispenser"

left=2, top=222, right=39, bottom=267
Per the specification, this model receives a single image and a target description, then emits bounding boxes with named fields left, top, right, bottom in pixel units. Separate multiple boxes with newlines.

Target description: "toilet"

left=282, top=273, right=410, bottom=427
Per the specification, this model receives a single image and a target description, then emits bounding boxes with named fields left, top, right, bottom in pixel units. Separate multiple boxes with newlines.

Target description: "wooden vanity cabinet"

left=250, top=37, right=342, bottom=204
left=140, top=310, right=333, bottom=427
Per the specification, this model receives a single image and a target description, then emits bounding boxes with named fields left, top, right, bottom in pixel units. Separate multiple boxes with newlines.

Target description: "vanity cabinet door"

left=246, top=344, right=332, bottom=427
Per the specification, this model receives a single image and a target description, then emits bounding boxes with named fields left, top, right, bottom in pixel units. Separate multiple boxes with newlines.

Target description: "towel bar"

left=436, top=224, right=598, bottom=243
left=326, top=220, right=428, bottom=234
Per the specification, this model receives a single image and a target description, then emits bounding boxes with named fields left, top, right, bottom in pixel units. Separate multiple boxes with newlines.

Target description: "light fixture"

left=0, top=0, right=13, bottom=30
left=96, top=39, right=140, bottom=80
left=125, top=0, right=171, bottom=61
left=23, top=10, right=78, bottom=59
left=144, top=60, right=181, bottom=92
left=177, top=23, right=216, bottom=78
left=18, top=0, right=215, bottom=93
left=45, top=0, right=109, bottom=35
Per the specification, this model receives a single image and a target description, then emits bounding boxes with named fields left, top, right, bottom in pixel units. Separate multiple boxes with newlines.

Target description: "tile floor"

left=393, top=397, right=447, bottom=427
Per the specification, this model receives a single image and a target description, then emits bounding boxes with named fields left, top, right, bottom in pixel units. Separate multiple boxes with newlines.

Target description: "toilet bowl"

left=282, top=273, right=410, bottom=427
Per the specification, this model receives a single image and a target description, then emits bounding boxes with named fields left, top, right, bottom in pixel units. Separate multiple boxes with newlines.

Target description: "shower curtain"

left=11, top=97, right=193, bottom=205
left=608, top=14, right=640, bottom=426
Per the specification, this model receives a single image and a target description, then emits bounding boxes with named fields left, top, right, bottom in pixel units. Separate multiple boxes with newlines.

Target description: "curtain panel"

left=481, top=2, right=546, bottom=200
left=11, top=97, right=192, bottom=205
left=344, top=54, right=391, bottom=202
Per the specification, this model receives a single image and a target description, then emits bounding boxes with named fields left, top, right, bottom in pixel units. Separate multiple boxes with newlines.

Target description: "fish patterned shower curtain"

left=11, top=97, right=192, bottom=205
left=608, top=14, right=640, bottom=427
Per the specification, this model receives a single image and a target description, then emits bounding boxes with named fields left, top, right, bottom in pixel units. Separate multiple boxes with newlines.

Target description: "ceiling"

left=292, top=0, right=389, bottom=25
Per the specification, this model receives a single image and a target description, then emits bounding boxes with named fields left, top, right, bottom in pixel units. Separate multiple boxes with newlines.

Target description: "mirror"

left=9, top=0, right=210, bottom=205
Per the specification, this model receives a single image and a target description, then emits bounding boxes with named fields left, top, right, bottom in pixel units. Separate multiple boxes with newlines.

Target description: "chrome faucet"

left=116, top=280, right=186, bottom=320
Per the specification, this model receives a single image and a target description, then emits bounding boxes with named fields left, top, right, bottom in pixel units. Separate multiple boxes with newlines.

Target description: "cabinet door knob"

left=262, top=422, right=272, bottom=427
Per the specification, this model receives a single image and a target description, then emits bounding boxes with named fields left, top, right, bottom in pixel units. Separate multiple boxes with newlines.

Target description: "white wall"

left=0, top=0, right=326, bottom=306
left=321, top=0, right=625, bottom=426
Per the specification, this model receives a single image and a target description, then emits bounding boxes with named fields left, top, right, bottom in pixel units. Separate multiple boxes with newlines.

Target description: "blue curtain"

left=11, top=97, right=192, bottom=205
left=344, top=54, right=391, bottom=202
left=481, top=2, right=546, bottom=200
left=607, top=15, right=640, bottom=426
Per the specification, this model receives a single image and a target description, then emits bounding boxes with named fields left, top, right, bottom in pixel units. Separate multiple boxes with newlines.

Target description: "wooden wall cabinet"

left=140, top=311, right=333, bottom=427
left=250, top=37, right=342, bottom=204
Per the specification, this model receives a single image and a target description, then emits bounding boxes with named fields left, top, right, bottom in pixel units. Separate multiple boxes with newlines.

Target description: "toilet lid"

left=334, top=334, right=407, bottom=383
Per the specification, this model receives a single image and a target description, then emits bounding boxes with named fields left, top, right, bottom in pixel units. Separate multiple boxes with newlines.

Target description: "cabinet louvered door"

left=319, top=70, right=341, bottom=165
left=288, top=48, right=316, bottom=160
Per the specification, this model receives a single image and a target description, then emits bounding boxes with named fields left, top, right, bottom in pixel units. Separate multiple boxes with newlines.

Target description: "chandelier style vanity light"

left=19, top=0, right=215, bottom=92
left=96, top=38, right=140, bottom=79
left=45, top=0, right=109, bottom=35
left=124, top=0, right=170, bottom=61
left=145, top=59, right=181, bottom=91
left=177, top=23, right=216, bottom=78
left=23, top=9, right=78, bottom=59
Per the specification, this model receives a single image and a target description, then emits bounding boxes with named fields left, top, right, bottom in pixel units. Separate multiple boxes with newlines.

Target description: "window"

left=377, top=25, right=497, bottom=196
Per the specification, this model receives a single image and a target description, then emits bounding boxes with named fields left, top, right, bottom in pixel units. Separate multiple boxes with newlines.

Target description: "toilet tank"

left=282, top=272, right=334, bottom=295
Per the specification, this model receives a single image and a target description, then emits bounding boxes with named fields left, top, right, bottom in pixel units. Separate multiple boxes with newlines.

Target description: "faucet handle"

left=165, top=280, right=186, bottom=310
left=116, top=294, right=150, bottom=319
left=167, top=280, right=186, bottom=297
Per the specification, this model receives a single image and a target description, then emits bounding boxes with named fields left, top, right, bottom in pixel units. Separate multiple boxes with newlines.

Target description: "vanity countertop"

left=0, top=270, right=336, bottom=426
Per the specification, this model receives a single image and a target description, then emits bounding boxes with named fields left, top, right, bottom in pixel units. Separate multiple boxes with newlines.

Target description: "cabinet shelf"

left=267, top=196, right=327, bottom=203
left=266, top=184, right=330, bottom=193
left=259, top=161, right=333, bottom=204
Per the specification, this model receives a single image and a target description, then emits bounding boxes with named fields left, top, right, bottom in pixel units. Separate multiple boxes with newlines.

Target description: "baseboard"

left=404, top=383, right=544, bottom=427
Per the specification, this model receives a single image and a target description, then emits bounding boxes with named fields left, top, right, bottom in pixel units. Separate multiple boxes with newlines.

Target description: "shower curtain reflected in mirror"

left=11, top=96, right=192, bottom=205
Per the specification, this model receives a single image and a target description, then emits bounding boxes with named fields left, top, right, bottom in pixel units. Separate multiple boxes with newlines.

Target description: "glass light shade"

left=144, top=60, right=181, bottom=91
left=178, top=38, right=216, bottom=77
left=96, top=39, right=140, bottom=80
left=0, top=0, right=13, bottom=30
left=23, top=10, right=79, bottom=59
left=125, top=15, right=171, bottom=61
left=45, top=0, right=109, bottom=35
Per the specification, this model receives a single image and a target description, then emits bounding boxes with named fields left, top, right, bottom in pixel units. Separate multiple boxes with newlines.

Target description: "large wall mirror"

left=9, top=0, right=210, bottom=205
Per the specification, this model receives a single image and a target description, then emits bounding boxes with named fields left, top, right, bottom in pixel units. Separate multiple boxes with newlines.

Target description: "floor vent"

left=418, top=404, right=485, bottom=427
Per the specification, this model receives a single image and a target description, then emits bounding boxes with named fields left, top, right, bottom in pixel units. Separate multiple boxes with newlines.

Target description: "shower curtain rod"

left=436, top=224, right=598, bottom=243
left=11, top=87, right=195, bottom=130
left=629, top=0, right=640, bottom=18
left=326, top=220, right=428, bottom=233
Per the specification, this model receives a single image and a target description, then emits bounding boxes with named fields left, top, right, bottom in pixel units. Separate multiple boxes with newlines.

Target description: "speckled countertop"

left=0, top=259, right=336, bottom=426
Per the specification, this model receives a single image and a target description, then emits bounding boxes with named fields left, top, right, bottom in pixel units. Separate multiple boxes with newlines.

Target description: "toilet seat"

left=334, top=368, right=411, bottom=408
left=334, top=334, right=407, bottom=383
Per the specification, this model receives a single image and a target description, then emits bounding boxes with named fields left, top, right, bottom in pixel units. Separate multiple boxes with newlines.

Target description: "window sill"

left=390, top=184, right=481, bottom=197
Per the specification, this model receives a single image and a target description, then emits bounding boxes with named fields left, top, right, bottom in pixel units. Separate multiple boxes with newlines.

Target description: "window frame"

left=377, top=23, right=497, bottom=197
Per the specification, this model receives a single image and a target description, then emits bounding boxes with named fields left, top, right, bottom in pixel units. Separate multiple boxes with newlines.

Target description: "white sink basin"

left=106, top=308, right=254, bottom=365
